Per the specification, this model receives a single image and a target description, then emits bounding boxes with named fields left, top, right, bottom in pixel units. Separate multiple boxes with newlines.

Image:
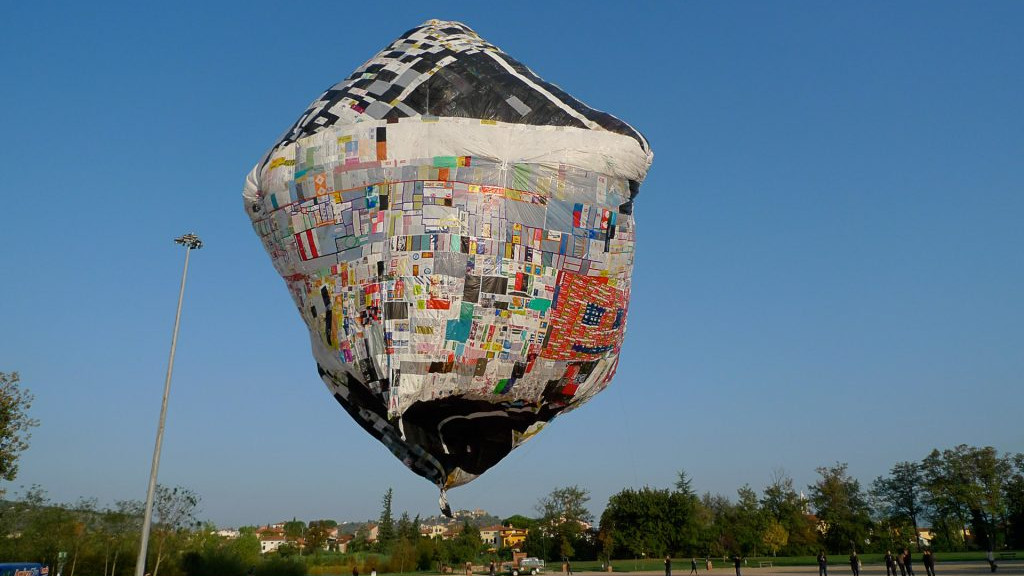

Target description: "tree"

left=962, top=446, right=1014, bottom=550
left=0, top=372, right=39, bottom=495
left=415, top=530, right=438, bottom=571
left=599, top=477, right=702, bottom=560
left=733, top=485, right=764, bottom=556
left=390, top=535, right=418, bottom=573
left=870, top=462, right=925, bottom=550
left=922, top=445, right=1016, bottom=550
left=1005, top=454, right=1024, bottom=548
left=925, top=440, right=1019, bottom=549
left=443, top=521, right=482, bottom=565
left=600, top=487, right=674, bottom=558
left=180, top=525, right=262, bottom=576
left=761, top=519, right=788, bottom=557
left=281, top=518, right=306, bottom=557
left=698, top=492, right=735, bottom=558
left=10, top=486, right=77, bottom=569
left=305, top=520, right=333, bottom=554
left=675, top=470, right=695, bottom=496
left=348, top=526, right=371, bottom=553
left=282, top=519, right=306, bottom=542
left=386, top=513, right=423, bottom=574
left=151, top=485, right=199, bottom=576
left=536, top=486, right=593, bottom=560
left=0, top=485, right=38, bottom=561
left=225, top=526, right=261, bottom=567
left=808, top=463, right=872, bottom=554
left=378, top=488, right=395, bottom=551
left=66, top=497, right=99, bottom=576
left=760, top=470, right=815, bottom=555
left=672, top=470, right=702, bottom=553
left=99, top=500, right=143, bottom=576
left=922, top=447, right=974, bottom=549
left=396, top=512, right=413, bottom=542
left=502, top=515, right=537, bottom=529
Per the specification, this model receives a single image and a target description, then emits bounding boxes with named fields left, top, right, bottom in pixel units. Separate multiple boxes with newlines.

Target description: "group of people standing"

left=663, top=548, right=942, bottom=576
left=884, top=548, right=937, bottom=576
left=812, top=548, right=936, bottom=576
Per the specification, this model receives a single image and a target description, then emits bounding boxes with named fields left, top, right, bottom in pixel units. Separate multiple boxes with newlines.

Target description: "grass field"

left=566, top=551, right=1021, bottom=572
left=304, top=551, right=1022, bottom=575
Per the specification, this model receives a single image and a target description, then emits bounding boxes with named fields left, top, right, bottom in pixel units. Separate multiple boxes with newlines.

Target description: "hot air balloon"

left=243, top=19, right=652, bottom=513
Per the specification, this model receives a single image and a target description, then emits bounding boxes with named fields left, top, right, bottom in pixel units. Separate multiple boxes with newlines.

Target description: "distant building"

left=481, top=525, right=503, bottom=550
left=501, top=526, right=529, bottom=550
left=246, top=508, right=507, bottom=551
left=454, top=508, right=487, bottom=519
left=256, top=527, right=286, bottom=554
left=337, top=533, right=355, bottom=553
left=426, top=524, right=449, bottom=539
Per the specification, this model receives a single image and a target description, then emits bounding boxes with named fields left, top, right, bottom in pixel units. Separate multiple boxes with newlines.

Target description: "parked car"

left=510, top=558, right=545, bottom=576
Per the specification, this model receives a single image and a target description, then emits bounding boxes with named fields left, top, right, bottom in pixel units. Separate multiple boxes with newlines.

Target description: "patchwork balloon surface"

left=243, top=19, right=652, bottom=505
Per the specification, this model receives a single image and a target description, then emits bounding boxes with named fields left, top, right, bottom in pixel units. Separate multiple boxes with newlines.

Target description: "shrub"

left=181, top=550, right=249, bottom=576
left=254, top=557, right=307, bottom=576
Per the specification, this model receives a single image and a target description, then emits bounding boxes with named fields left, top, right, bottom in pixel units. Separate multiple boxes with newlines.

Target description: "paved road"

left=561, top=562, right=1023, bottom=576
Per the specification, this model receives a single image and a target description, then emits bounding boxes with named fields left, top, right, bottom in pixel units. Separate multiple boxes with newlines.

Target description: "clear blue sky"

left=1, top=1, right=1022, bottom=528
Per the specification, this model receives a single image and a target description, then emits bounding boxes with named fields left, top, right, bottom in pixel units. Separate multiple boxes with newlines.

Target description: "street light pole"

left=135, top=233, right=202, bottom=576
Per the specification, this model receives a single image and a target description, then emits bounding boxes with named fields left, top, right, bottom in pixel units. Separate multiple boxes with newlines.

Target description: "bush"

left=254, top=557, right=307, bottom=576
left=181, top=550, right=248, bottom=576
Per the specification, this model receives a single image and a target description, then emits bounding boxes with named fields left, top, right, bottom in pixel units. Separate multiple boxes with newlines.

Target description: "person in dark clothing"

left=352, top=567, right=359, bottom=576
left=849, top=552, right=860, bottom=576
left=817, top=551, right=829, bottom=576
left=690, top=558, right=699, bottom=575
left=885, top=551, right=898, bottom=576
left=665, top=556, right=672, bottom=576
left=897, top=551, right=906, bottom=576
left=903, top=549, right=915, bottom=576
left=922, top=549, right=935, bottom=576
left=731, top=555, right=742, bottom=576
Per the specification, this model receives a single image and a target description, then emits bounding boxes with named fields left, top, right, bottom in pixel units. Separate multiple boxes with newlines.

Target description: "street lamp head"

left=174, top=233, right=203, bottom=250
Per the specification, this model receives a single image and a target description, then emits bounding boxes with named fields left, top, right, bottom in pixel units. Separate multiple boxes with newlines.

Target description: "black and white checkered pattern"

left=267, top=19, right=650, bottom=159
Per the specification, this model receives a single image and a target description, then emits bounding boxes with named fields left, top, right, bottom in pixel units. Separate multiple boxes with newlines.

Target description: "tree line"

left=0, top=373, right=1021, bottom=573
left=0, top=484, right=212, bottom=576
left=2, top=445, right=1023, bottom=575
left=596, top=445, right=1024, bottom=559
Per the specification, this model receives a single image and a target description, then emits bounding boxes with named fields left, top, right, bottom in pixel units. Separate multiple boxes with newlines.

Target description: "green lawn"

left=305, top=551, right=1021, bottom=575
left=578, top=551, right=1021, bottom=571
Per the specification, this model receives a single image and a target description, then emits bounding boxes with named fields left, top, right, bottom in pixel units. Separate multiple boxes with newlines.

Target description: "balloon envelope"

left=243, top=19, right=652, bottom=500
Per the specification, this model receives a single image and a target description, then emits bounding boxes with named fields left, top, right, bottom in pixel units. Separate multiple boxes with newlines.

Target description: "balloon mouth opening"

left=328, top=367, right=559, bottom=482
left=318, top=364, right=522, bottom=483
left=401, top=399, right=555, bottom=475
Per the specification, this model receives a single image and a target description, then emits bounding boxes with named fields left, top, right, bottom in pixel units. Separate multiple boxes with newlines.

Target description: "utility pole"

left=135, top=233, right=202, bottom=576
